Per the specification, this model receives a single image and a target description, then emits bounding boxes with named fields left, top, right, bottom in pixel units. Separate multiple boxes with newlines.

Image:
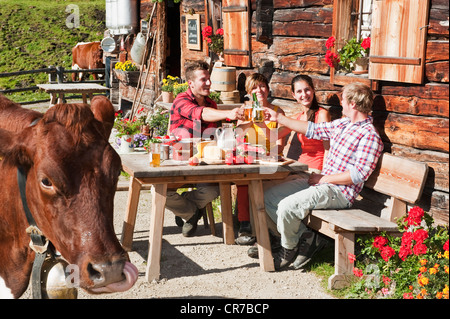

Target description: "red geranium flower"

left=405, top=206, right=425, bottom=226
left=443, top=239, right=449, bottom=251
left=361, top=37, right=371, bottom=50
left=413, top=243, right=428, bottom=256
left=202, top=25, right=213, bottom=38
left=399, top=244, right=413, bottom=261
left=380, top=245, right=396, bottom=262
left=413, top=229, right=429, bottom=243
left=373, top=236, right=388, bottom=249
left=325, top=50, right=340, bottom=68
left=353, top=267, right=363, bottom=278
left=325, top=36, right=336, bottom=49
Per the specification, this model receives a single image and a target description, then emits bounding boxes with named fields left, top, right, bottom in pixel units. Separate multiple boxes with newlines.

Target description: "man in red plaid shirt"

left=263, top=82, right=384, bottom=270
left=167, top=61, right=243, bottom=237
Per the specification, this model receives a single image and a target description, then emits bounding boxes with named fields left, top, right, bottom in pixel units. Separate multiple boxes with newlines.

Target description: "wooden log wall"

left=245, top=0, right=449, bottom=225
left=145, top=0, right=448, bottom=225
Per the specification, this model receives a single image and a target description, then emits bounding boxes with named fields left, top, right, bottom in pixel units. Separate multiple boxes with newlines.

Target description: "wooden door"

left=222, top=0, right=251, bottom=67
left=369, top=0, right=430, bottom=84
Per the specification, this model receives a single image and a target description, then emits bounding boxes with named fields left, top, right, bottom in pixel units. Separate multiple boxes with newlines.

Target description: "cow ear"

left=90, top=96, right=115, bottom=139
left=0, top=129, right=34, bottom=168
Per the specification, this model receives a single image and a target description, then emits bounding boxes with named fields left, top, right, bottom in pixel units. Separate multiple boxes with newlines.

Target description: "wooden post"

left=48, top=65, right=57, bottom=83
left=56, top=66, right=64, bottom=83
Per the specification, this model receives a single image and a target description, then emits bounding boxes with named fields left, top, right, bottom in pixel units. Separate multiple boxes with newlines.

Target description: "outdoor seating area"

left=0, top=0, right=447, bottom=303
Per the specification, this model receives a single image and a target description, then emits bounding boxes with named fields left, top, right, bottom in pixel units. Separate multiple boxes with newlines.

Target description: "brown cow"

left=71, top=41, right=105, bottom=81
left=0, top=95, right=138, bottom=298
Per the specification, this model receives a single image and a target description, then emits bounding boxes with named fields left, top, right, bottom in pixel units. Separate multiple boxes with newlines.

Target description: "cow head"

left=0, top=96, right=137, bottom=295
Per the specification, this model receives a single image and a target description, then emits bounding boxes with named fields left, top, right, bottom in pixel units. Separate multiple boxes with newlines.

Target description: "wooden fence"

left=0, top=66, right=105, bottom=104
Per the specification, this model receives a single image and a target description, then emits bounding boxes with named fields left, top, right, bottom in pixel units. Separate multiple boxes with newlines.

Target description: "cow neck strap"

left=17, top=166, right=49, bottom=299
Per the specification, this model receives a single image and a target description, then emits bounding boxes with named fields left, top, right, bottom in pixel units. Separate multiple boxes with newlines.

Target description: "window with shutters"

left=332, top=0, right=430, bottom=85
left=206, top=0, right=251, bottom=68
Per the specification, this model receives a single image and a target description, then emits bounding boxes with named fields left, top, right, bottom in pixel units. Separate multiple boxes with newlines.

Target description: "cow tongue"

left=90, top=262, right=139, bottom=293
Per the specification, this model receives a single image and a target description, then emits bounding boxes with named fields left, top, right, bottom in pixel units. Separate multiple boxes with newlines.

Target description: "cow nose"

left=88, top=260, right=125, bottom=287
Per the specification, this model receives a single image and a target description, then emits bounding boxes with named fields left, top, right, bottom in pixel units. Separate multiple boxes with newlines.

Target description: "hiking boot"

left=182, top=208, right=203, bottom=237
left=175, top=216, right=184, bottom=227
left=247, top=232, right=281, bottom=258
left=274, top=246, right=299, bottom=271
left=293, top=229, right=327, bottom=269
left=235, top=222, right=256, bottom=246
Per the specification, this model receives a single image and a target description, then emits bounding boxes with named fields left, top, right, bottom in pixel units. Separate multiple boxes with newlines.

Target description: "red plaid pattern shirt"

left=169, top=89, right=218, bottom=139
left=306, top=116, right=384, bottom=204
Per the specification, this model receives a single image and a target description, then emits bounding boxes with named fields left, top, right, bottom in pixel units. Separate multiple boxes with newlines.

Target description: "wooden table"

left=37, top=83, right=107, bottom=106
left=119, top=153, right=308, bottom=282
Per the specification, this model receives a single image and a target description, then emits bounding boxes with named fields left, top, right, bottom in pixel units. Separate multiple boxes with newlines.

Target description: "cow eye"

left=40, top=178, right=53, bottom=189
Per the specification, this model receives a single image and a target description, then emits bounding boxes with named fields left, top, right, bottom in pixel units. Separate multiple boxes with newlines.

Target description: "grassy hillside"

left=0, top=0, right=105, bottom=102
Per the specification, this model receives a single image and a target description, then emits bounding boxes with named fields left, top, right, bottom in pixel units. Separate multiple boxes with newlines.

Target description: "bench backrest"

left=364, top=152, right=428, bottom=204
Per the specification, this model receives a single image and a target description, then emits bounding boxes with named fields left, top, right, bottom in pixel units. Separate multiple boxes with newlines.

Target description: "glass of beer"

left=149, top=143, right=162, bottom=167
left=244, top=101, right=253, bottom=121
left=253, top=106, right=265, bottom=122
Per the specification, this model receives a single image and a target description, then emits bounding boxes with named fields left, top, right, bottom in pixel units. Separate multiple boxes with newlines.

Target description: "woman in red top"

left=290, top=75, right=330, bottom=172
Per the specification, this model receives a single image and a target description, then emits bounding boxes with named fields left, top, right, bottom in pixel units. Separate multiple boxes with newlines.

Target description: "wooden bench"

left=303, top=152, right=429, bottom=289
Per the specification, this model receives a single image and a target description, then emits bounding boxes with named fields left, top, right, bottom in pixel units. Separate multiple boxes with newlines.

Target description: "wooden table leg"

left=145, top=183, right=167, bottom=282
left=249, top=180, right=275, bottom=272
left=82, top=93, right=88, bottom=104
left=49, top=93, right=57, bottom=107
left=120, top=177, right=142, bottom=251
left=57, top=93, right=64, bottom=104
left=219, top=182, right=234, bottom=244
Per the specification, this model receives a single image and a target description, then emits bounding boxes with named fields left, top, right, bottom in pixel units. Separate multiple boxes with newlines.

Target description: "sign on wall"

left=186, top=14, right=201, bottom=50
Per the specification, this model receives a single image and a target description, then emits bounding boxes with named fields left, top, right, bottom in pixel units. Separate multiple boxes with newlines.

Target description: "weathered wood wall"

left=141, top=0, right=448, bottom=225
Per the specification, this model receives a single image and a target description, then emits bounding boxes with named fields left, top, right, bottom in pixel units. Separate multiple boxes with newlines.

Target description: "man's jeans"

left=264, top=175, right=350, bottom=249
left=165, top=184, right=220, bottom=220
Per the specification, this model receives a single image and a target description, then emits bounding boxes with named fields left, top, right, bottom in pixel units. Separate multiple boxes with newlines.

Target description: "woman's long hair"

left=291, top=75, right=319, bottom=122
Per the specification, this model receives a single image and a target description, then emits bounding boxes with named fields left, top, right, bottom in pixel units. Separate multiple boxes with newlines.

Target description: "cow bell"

left=40, top=258, right=78, bottom=299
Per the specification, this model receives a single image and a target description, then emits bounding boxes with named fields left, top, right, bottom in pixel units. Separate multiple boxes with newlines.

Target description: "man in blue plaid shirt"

left=263, top=82, right=384, bottom=270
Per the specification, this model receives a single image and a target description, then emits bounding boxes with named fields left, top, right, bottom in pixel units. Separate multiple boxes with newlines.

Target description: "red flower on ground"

left=413, top=243, right=428, bottom=256
left=405, top=206, right=425, bottom=226
left=403, top=292, right=414, bottom=299
left=373, top=236, right=388, bottom=249
left=380, top=245, right=396, bottom=262
left=399, top=245, right=413, bottom=261
left=413, top=229, right=429, bottom=243
left=353, top=267, right=363, bottom=277
left=348, top=253, right=356, bottom=263
left=444, top=239, right=449, bottom=251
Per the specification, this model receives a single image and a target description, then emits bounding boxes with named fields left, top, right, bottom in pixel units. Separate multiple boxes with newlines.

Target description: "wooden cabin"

left=110, top=0, right=448, bottom=225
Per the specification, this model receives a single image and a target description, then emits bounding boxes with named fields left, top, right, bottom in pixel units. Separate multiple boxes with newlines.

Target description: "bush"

left=346, top=206, right=449, bottom=299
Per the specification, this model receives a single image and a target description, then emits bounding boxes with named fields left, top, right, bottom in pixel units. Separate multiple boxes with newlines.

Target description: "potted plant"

left=160, top=75, right=179, bottom=103
left=113, top=110, right=143, bottom=153
left=202, top=26, right=224, bottom=60
left=172, top=81, right=221, bottom=104
left=114, top=60, right=140, bottom=83
left=325, top=36, right=371, bottom=73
